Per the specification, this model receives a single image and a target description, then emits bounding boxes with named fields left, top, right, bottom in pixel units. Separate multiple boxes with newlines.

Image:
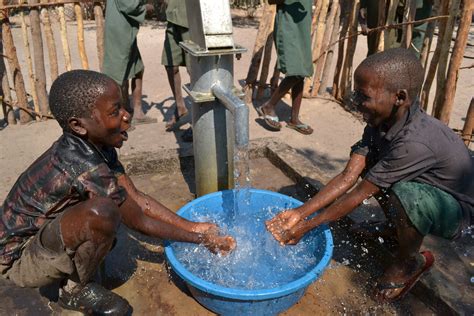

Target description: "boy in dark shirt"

left=266, top=48, right=473, bottom=303
left=0, top=70, right=235, bottom=314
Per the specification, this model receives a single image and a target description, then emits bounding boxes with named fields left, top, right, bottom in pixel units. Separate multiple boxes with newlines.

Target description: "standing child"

left=257, top=0, right=314, bottom=135
left=0, top=70, right=235, bottom=315
left=103, top=0, right=156, bottom=125
left=266, top=48, right=473, bottom=302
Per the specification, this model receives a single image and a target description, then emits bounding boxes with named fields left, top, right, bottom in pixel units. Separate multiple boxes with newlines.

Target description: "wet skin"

left=62, top=80, right=235, bottom=265
left=266, top=67, right=423, bottom=301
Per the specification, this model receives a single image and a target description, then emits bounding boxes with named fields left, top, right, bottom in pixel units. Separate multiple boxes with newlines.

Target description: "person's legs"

left=373, top=182, right=462, bottom=302
left=258, top=76, right=300, bottom=130
left=4, top=197, right=130, bottom=314
left=121, top=80, right=132, bottom=115
left=287, top=77, right=313, bottom=134
left=165, top=65, right=188, bottom=130
left=131, top=70, right=146, bottom=120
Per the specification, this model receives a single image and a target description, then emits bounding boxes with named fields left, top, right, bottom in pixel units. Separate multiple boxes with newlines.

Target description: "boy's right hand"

left=265, top=209, right=302, bottom=236
left=202, top=234, right=236, bottom=255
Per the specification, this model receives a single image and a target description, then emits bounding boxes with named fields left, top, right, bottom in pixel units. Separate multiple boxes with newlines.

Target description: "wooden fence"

left=244, top=0, right=474, bottom=146
left=1, top=0, right=105, bottom=124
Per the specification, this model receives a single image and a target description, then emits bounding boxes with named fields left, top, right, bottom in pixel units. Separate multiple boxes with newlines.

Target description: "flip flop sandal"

left=374, top=251, right=434, bottom=303
left=256, top=106, right=281, bottom=131
left=286, top=123, right=313, bottom=135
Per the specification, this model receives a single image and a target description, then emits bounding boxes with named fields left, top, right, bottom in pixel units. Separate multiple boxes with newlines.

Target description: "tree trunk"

left=461, top=98, right=474, bottom=147
left=437, top=0, right=473, bottom=124
left=58, top=5, right=72, bottom=71
left=94, top=2, right=105, bottom=71
left=319, top=2, right=341, bottom=95
left=243, top=3, right=276, bottom=104
left=40, top=0, right=59, bottom=83
left=433, top=0, right=461, bottom=117
left=20, top=10, right=40, bottom=120
left=312, top=0, right=339, bottom=96
left=1, top=12, right=32, bottom=123
left=29, top=0, right=49, bottom=117
left=303, top=0, right=326, bottom=97
left=75, top=3, right=89, bottom=69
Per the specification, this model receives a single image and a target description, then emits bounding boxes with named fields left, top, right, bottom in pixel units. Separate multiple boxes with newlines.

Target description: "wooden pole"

left=332, top=1, right=351, bottom=98
left=433, top=0, right=461, bottom=117
left=269, top=61, right=280, bottom=93
left=243, top=3, right=275, bottom=104
left=421, top=0, right=449, bottom=110
left=94, top=2, right=104, bottom=71
left=1, top=12, right=33, bottom=123
left=402, top=0, right=416, bottom=48
left=1, top=59, right=16, bottom=125
left=75, top=2, right=89, bottom=69
left=0, top=0, right=106, bottom=10
left=384, top=0, right=400, bottom=49
left=420, top=16, right=436, bottom=71
left=256, top=17, right=275, bottom=101
left=40, top=0, right=58, bottom=82
left=461, top=98, right=474, bottom=147
left=303, top=0, right=326, bottom=97
left=375, top=0, right=387, bottom=52
left=28, top=0, right=49, bottom=116
left=319, top=2, right=341, bottom=95
left=58, top=4, right=72, bottom=71
left=20, top=9, right=40, bottom=120
left=437, top=0, right=473, bottom=124
left=312, top=0, right=339, bottom=97
left=338, top=0, right=359, bottom=101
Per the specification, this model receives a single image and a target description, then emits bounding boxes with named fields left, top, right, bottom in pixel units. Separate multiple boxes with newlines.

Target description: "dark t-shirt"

left=352, top=101, right=474, bottom=232
left=0, top=133, right=127, bottom=265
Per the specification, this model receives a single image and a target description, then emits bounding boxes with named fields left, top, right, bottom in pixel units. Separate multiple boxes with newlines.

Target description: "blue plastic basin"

left=165, top=189, right=333, bottom=316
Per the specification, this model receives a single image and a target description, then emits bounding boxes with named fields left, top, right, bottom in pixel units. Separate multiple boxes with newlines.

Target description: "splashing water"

left=171, top=192, right=327, bottom=290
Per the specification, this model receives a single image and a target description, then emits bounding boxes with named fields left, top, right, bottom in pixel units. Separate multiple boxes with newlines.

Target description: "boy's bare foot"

left=373, top=251, right=434, bottom=303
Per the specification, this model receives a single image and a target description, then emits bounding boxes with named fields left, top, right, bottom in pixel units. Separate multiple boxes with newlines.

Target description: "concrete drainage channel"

left=118, top=137, right=468, bottom=315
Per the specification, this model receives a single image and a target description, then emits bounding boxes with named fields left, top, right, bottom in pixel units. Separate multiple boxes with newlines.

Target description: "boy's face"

left=80, top=80, right=131, bottom=148
left=352, top=68, right=398, bottom=128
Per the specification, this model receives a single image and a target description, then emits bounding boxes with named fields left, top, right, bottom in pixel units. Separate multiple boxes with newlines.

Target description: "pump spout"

left=211, top=83, right=249, bottom=149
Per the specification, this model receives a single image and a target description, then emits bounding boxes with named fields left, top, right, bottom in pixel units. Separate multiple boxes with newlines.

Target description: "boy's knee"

left=87, top=197, right=121, bottom=230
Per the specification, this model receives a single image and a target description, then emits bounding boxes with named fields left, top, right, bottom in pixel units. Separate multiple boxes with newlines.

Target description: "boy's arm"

left=279, top=179, right=380, bottom=245
left=116, top=174, right=234, bottom=253
left=266, top=153, right=367, bottom=233
left=117, top=174, right=215, bottom=234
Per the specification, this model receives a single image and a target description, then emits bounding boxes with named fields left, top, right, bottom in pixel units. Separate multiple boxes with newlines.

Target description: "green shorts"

left=392, top=181, right=462, bottom=239
left=161, top=22, right=190, bottom=67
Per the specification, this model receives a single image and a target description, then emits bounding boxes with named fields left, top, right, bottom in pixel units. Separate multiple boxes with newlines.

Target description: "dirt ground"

left=0, top=8, right=472, bottom=315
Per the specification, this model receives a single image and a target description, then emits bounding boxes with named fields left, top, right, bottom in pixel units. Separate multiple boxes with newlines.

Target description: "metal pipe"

left=211, top=82, right=249, bottom=149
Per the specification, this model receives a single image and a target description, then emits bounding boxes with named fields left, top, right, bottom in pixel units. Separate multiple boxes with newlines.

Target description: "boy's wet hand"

left=192, top=222, right=219, bottom=235
left=265, top=210, right=302, bottom=234
left=203, top=234, right=236, bottom=255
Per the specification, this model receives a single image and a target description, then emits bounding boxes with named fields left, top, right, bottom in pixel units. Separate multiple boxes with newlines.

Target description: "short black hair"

left=356, top=48, right=424, bottom=99
left=49, top=70, right=113, bottom=131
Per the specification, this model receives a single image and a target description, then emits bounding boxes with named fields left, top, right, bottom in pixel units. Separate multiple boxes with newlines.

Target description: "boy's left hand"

left=202, top=234, right=236, bottom=255
left=191, top=222, right=219, bottom=235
